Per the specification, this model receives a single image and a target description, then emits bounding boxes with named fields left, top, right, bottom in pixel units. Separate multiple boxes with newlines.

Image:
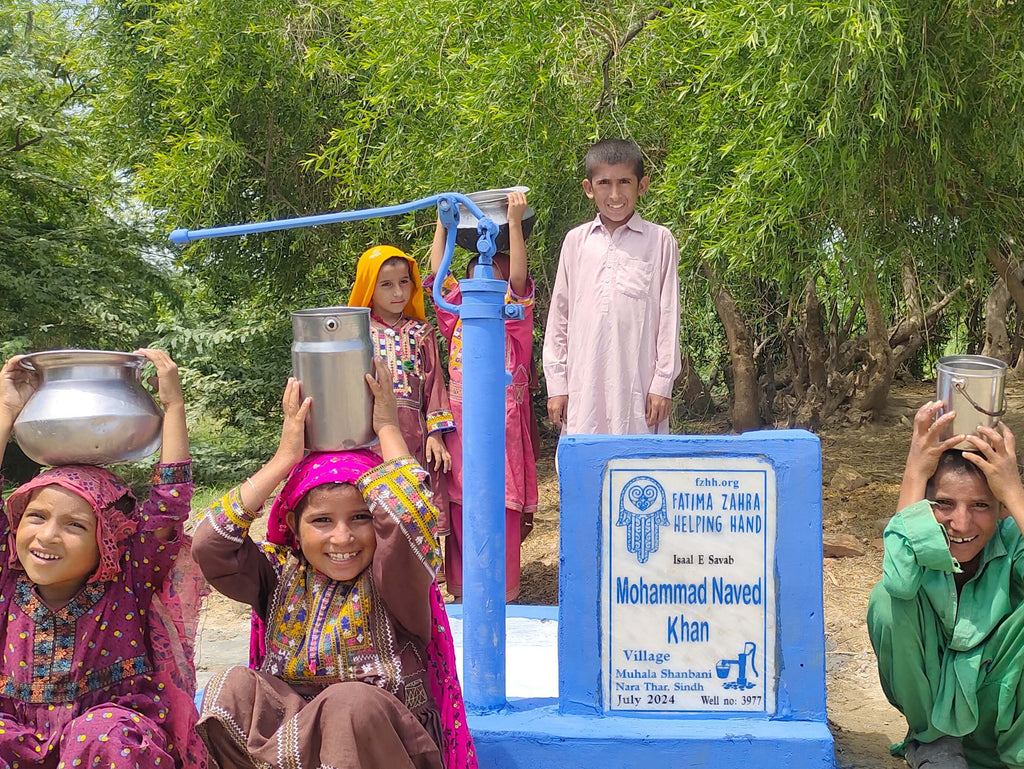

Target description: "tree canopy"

left=0, top=0, right=173, bottom=356
left=8, top=0, right=1024, bottom=441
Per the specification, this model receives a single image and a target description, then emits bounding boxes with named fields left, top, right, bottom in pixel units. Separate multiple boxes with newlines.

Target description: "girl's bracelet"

left=240, top=477, right=264, bottom=515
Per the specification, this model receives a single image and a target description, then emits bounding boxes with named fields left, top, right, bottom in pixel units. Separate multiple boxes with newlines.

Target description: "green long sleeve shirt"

left=881, top=500, right=1024, bottom=653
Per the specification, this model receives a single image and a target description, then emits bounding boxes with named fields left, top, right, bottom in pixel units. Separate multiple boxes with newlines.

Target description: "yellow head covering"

left=348, top=245, right=427, bottom=322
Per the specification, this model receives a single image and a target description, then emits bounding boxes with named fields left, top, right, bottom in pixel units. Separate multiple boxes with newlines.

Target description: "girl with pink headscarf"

left=192, top=359, right=476, bottom=769
left=0, top=350, right=206, bottom=769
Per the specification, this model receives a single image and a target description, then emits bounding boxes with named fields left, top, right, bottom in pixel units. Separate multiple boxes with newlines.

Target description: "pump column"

left=459, top=273, right=520, bottom=711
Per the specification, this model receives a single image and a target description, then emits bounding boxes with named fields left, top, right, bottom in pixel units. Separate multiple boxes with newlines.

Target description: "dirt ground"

left=194, top=380, right=1024, bottom=768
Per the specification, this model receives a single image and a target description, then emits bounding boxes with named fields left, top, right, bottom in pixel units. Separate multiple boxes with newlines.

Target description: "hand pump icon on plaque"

left=716, top=642, right=758, bottom=691
left=616, top=476, right=668, bottom=564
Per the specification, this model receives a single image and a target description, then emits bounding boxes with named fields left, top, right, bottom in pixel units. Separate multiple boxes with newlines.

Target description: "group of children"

left=0, top=137, right=684, bottom=769
left=2, top=136, right=1024, bottom=769
left=0, top=351, right=468, bottom=769
left=342, top=139, right=684, bottom=603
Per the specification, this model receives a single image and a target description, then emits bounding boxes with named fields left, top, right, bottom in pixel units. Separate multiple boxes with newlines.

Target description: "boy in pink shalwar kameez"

left=424, top=190, right=540, bottom=602
left=543, top=139, right=682, bottom=435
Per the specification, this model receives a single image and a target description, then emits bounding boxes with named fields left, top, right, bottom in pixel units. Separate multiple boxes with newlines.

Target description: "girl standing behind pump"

left=424, top=190, right=540, bottom=602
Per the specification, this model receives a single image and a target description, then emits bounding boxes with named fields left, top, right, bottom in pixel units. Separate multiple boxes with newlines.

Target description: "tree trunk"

left=704, top=263, right=761, bottom=431
left=982, top=278, right=1012, bottom=362
left=985, top=242, right=1024, bottom=317
left=896, top=260, right=925, bottom=369
left=803, top=277, right=827, bottom=392
left=757, top=341, right=776, bottom=424
left=676, top=351, right=715, bottom=415
left=852, top=267, right=894, bottom=413
left=889, top=261, right=927, bottom=371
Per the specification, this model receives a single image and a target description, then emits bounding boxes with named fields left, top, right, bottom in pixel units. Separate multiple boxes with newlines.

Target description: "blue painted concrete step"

left=470, top=705, right=835, bottom=768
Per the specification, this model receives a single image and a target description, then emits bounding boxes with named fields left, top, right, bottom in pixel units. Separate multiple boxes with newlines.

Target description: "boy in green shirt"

left=868, top=400, right=1024, bottom=769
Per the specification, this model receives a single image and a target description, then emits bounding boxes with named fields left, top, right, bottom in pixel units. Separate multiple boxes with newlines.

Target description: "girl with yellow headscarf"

left=348, top=246, right=454, bottom=534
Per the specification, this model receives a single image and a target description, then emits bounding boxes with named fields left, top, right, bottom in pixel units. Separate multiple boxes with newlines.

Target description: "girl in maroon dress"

left=348, top=245, right=455, bottom=532
left=0, top=351, right=206, bottom=769
left=424, top=190, right=541, bottom=601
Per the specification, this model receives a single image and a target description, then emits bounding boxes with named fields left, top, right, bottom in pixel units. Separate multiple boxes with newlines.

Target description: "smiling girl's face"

left=15, top=485, right=100, bottom=606
left=291, top=484, right=376, bottom=581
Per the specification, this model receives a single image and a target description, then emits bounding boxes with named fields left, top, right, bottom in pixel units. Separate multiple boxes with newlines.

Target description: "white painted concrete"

left=195, top=610, right=560, bottom=700
left=447, top=615, right=559, bottom=700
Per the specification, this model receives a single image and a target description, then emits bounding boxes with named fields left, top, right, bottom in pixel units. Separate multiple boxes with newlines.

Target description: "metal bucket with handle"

left=936, top=354, right=1007, bottom=449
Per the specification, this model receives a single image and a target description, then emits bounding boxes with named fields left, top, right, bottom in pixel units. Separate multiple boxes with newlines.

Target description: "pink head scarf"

left=6, top=465, right=137, bottom=582
left=266, top=449, right=382, bottom=552
left=6, top=464, right=209, bottom=769
left=250, top=450, right=477, bottom=768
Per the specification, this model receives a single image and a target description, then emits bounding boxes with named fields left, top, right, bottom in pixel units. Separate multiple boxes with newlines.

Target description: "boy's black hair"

left=585, top=138, right=645, bottom=181
left=926, top=450, right=990, bottom=497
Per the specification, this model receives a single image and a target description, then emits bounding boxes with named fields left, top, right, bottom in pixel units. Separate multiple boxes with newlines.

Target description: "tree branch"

left=6, top=134, right=44, bottom=153
left=594, top=3, right=675, bottom=113
left=985, top=241, right=1024, bottom=314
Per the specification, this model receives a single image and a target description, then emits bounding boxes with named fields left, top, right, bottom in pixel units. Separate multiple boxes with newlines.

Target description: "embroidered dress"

left=868, top=500, right=1024, bottom=767
left=369, top=316, right=455, bottom=529
left=424, top=270, right=539, bottom=601
left=543, top=212, right=682, bottom=434
left=348, top=245, right=456, bottom=532
left=0, top=462, right=204, bottom=769
left=194, top=454, right=476, bottom=769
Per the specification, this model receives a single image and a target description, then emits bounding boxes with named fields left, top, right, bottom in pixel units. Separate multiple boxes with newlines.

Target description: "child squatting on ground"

left=192, top=359, right=475, bottom=769
left=424, top=189, right=541, bottom=602
left=0, top=350, right=206, bottom=769
left=868, top=401, right=1024, bottom=769
left=543, top=138, right=682, bottom=435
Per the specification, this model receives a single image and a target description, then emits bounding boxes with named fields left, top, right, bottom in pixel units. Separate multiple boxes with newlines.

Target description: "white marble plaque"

left=601, top=457, right=777, bottom=714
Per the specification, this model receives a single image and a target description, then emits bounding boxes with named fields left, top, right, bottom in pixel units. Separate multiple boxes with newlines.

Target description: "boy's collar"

left=588, top=211, right=644, bottom=236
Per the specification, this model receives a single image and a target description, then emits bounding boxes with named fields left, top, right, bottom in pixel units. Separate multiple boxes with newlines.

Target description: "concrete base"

left=193, top=604, right=836, bottom=767
left=469, top=703, right=835, bottom=768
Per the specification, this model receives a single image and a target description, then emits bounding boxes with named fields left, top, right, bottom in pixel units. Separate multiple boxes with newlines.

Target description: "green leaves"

left=58, top=0, right=1024, bottom=423
left=0, top=0, right=171, bottom=356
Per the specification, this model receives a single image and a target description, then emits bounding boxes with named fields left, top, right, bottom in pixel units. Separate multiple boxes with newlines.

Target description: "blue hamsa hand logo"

left=617, top=475, right=668, bottom=564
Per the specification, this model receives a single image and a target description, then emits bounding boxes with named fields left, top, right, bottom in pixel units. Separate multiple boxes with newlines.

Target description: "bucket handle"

left=953, top=380, right=1007, bottom=418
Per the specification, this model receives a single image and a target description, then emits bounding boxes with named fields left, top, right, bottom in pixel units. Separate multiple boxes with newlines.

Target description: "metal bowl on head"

left=13, top=350, right=163, bottom=466
left=455, top=186, right=536, bottom=253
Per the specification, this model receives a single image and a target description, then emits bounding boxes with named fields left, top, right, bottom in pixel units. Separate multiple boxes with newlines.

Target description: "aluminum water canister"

left=936, top=354, right=1008, bottom=449
left=291, top=307, right=375, bottom=451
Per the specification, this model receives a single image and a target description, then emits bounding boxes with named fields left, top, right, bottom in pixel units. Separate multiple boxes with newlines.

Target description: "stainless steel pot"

left=456, top=186, right=536, bottom=253
left=936, top=354, right=1008, bottom=449
left=14, top=350, right=163, bottom=465
left=291, top=307, right=375, bottom=451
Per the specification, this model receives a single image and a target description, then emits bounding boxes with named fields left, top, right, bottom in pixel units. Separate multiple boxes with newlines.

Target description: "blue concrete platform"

left=443, top=604, right=835, bottom=768
left=462, top=431, right=835, bottom=769
left=469, top=707, right=835, bottom=768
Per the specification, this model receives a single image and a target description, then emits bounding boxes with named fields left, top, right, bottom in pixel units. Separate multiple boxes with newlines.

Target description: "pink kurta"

left=543, top=212, right=682, bottom=434
left=424, top=272, right=538, bottom=601
left=425, top=273, right=538, bottom=514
